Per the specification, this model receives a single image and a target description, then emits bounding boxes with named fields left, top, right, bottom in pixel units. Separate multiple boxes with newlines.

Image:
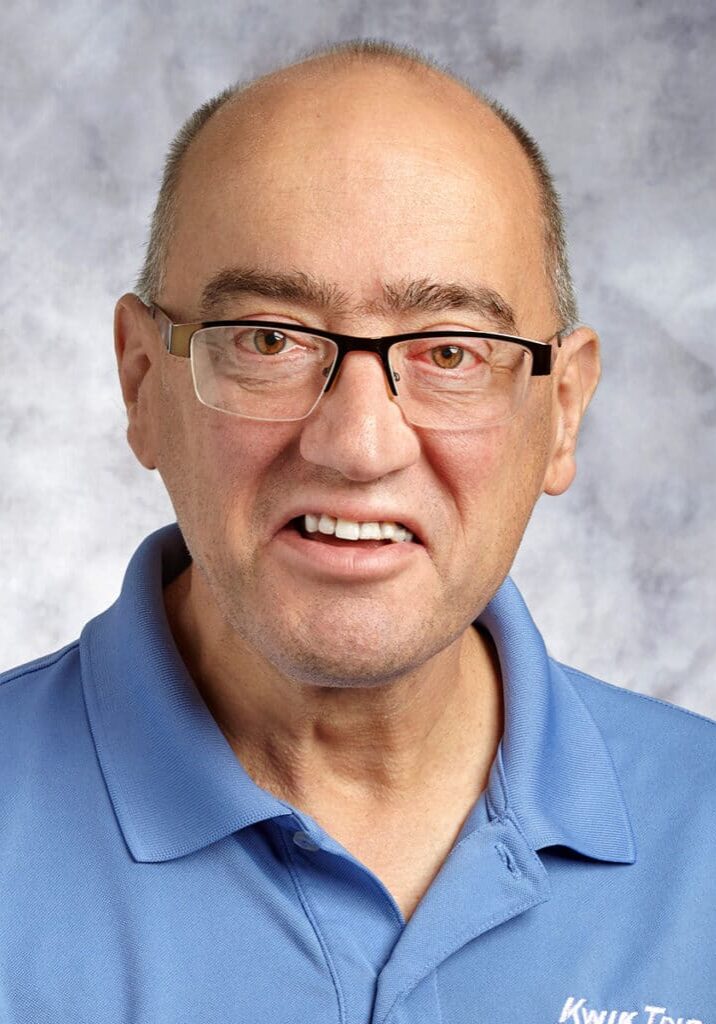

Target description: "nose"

left=298, top=350, right=421, bottom=481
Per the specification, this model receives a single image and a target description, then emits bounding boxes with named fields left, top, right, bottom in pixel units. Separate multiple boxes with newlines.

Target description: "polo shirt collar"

left=80, top=523, right=298, bottom=863
left=480, top=578, right=636, bottom=864
left=80, top=522, right=635, bottom=866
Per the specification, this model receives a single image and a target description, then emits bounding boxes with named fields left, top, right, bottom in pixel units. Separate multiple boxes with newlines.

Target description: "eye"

left=229, top=325, right=324, bottom=362
left=247, top=327, right=293, bottom=356
left=429, top=344, right=474, bottom=370
left=408, top=337, right=492, bottom=372
left=230, top=326, right=304, bottom=358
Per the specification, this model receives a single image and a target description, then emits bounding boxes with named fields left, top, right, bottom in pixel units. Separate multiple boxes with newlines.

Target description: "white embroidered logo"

left=557, top=997, right=704, bottom=1024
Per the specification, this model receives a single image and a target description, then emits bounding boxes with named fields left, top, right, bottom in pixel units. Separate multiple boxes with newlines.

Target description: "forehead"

left=167, top=63, right=549, bottom=328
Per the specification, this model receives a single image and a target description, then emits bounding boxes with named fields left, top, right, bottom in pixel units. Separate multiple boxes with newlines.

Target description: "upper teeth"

left=304, top=513, right=414, bottom=543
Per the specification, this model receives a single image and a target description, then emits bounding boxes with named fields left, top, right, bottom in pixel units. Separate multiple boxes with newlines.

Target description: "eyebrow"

left=198, top=267, right=518, bottom=334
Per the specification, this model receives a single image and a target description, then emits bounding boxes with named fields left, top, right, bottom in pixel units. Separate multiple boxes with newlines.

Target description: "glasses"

left=148, top=302, right=562, bottom=430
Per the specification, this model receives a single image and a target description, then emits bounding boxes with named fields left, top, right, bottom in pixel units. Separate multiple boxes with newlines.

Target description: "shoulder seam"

left=559, top=661, right=716, bottom=730
left=0, top=642, right=80, bottom=688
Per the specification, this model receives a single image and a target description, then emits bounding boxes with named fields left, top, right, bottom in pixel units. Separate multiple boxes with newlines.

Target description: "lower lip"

left=272, top=528, right=425, bottom=580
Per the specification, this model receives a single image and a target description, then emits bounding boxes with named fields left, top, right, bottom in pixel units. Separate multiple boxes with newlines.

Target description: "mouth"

left=273, top=516, right=425, bottom=581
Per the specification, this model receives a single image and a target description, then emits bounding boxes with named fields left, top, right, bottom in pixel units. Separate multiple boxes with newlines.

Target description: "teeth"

left=335, top=518, right=361, bottom=541
left=302, top=514, right=413, bottom=543
left=318, top=514, right=336, bottom=535
left=358, top=522, right=382, bottom=540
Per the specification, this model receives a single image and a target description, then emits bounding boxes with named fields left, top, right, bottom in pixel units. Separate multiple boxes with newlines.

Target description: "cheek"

left=155, top=368, right=290, bottom=528
left=199, top=418, right=294, bottom=510
left=435, top=405, right=551, bottom=538
left=197, top=416, right=310, bottom=545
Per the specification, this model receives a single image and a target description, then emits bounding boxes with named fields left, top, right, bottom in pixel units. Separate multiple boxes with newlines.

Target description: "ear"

left=542, top=325, right=601, bottom=496
left=114, top=293, right=161, bottom=471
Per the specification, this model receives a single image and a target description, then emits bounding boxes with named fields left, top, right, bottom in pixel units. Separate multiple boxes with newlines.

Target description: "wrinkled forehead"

left=168, top=63, right=550, bottom=327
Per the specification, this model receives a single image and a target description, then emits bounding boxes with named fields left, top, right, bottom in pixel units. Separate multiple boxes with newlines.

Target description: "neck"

left=163, top=564, right=504, bottom=816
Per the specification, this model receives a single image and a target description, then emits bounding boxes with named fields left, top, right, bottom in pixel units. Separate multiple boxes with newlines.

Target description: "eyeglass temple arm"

left=148, top=303, right=173, bottom=352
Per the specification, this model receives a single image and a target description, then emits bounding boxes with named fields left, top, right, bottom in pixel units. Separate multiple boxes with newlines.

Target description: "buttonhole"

left=494, top=842, right=521, bottom=877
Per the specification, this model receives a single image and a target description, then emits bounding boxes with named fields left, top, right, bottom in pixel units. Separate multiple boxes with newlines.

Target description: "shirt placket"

left=278, top=808, right=550, bottom=1024
left=373, top=814, right=551, bottom=1024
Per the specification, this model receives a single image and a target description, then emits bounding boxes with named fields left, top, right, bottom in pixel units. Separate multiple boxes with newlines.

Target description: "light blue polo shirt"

left=1, top=522, right=714, bottom=1024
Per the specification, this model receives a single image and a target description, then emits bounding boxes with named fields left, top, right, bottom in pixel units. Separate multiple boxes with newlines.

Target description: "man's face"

left=128, top=63, right=572, bottom=688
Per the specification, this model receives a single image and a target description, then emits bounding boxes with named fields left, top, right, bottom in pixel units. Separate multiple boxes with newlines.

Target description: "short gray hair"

left=134, top=39, right=579, bottom=330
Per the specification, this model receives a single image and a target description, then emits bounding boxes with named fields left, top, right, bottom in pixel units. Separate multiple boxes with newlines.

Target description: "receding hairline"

left=185, top=50, right=516, bottom=172
left=225, top=45, right=485, bottom=107
left=134, top=39, right=579, bottom=329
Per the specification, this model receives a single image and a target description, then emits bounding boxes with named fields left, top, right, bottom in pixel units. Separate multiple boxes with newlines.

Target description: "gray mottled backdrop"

left=2, top=1, right=715, bottom=715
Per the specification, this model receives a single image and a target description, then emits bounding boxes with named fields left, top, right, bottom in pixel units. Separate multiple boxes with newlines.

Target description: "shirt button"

left=292, top=830, right=320, bottom=851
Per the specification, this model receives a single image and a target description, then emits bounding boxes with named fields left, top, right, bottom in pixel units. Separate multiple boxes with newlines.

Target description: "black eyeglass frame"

left=147, top=301, right=562, bottom=400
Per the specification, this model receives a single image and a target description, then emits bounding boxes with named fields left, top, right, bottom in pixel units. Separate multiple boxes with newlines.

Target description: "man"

left=1, top=39, right=713, bottom=1024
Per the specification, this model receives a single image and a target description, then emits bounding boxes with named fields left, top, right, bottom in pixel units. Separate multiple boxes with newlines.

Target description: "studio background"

left=2, top=1, right=715, bottom=716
